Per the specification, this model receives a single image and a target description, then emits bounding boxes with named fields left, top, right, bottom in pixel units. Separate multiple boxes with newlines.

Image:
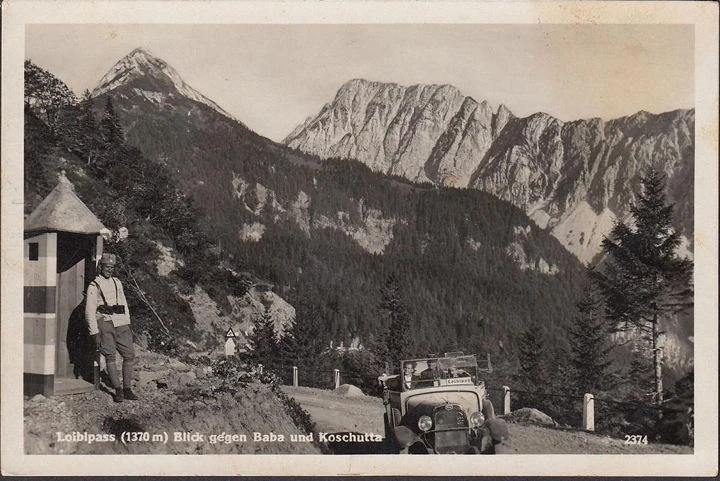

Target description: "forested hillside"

left=25, top=58, right=587, bottom=366
left=87, top=66, right=589, bottom=361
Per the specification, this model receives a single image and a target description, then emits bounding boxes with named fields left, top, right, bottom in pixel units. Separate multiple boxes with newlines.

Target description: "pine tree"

left=517, top=323, right=546, bottom=387
left=380, top=274, right=415, bottom=366
left=628, top=352, right=655, bottom=399
left=592, top=169, right=693, bottom=404
left=568, top=282, right=617, bottom=395
left=100, top=96, right=125, bottom=147
left=276, top=329, right=301, bottom=369
left=247, top=311, right=279, bottom=368
left=75, top=90, right=102, bottom=164
left=364, top=331, right=390, bottom=373
left=279, top=299, right=333, bottom=386
left=515, top=323, right=548, bottom=410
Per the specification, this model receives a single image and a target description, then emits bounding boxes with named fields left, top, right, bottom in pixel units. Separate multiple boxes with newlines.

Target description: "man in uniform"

left=85, top=253, right=137, bottom=402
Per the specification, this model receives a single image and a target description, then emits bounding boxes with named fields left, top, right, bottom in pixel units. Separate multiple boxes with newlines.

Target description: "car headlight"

left=470, top=411, right=485, bottom=427
left=418, top=415, right=433, bottom=432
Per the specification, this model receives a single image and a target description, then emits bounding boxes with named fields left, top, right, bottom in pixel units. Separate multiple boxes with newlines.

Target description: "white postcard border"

left=2, top=1, right=717, bottom=476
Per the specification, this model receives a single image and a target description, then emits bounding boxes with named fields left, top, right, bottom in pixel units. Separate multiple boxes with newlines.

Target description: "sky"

left=26, top=24, right=694, bottom=142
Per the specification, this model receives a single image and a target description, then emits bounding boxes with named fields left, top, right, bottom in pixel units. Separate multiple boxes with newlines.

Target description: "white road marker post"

left=333, top=369, right=340, bottom=389
left=502, top=386, right=511, bottom=415
left=583, top=393, right=595, bottom=431
left=293, top=366, right=298, bottom=387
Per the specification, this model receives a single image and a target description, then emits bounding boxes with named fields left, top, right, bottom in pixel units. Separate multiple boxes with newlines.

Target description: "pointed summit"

left=92, top=47, right=168, bottom=96
left=128, top=46, right=153, bottom=57
left=92, top=47, right=237, bottom=121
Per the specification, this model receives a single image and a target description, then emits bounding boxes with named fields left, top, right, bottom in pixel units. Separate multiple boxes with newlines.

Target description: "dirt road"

left=282, top=385, right=692, bottom=455
left=282, top=386, right=385, bottom=434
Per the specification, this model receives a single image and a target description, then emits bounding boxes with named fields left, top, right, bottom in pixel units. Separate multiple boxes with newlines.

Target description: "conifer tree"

left=627, top=353, right=655, bottom=399
left=276, top=313, right=317, bottom=371
left=380, top=274, right=415, bottom=366
left=517, top=323, right=546, bottom=387
left=279, top=299, right=332, bottom=385
left=592, top=169, right=693, bottom=404
left=515, top=323, right=548, bottom=410
left=75, top=90, right=102, bottom=164
left=247, top=311, right=279, bottom=368
left=100, top=96, right=125, bottom=147
left=568, top=283, right=616, bottom=395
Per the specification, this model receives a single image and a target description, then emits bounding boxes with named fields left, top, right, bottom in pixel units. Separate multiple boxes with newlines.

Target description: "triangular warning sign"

left=225, top=328, right=237, bottom=338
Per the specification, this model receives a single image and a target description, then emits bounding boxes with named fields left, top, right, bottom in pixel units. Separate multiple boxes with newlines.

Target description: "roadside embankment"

left=24, top=348, right=322, bottom=454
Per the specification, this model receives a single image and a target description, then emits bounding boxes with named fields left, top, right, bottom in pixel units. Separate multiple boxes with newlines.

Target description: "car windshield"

left=399, top=359, right=438, bottom=390
left=398, top=355, right=479, bottom=389
left=436, top=355, right=478, bottom=384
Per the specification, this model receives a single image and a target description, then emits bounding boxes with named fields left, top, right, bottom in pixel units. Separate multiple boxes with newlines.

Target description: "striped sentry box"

left=24, top=232, right=57, bottom=396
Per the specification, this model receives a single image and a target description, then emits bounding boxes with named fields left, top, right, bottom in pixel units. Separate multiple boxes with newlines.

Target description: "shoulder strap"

left=92, top=280, right=110, bottom=306
left=112, top=277, right=119, bottom=301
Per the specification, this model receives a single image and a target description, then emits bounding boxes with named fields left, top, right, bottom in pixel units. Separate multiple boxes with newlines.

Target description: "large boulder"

left=334, top=384, right=364, bottom=397
left=504, top=407, right=556, bottom=427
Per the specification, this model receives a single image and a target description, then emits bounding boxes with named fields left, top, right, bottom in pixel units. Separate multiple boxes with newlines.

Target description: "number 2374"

left=624, top=434, right=648, bottom=445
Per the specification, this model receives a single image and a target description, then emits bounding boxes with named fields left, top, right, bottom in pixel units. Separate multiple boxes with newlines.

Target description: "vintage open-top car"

left=378, top=352, right=508, bottom=454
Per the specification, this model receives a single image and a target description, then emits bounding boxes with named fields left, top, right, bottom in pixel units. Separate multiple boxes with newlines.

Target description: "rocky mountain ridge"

left=284, top=79, right=694, bottom=264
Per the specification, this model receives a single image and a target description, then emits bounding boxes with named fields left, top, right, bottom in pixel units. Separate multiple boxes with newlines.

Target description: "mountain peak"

left=341, top=78, right=390, bottom=88
left=128, top=46, right=153, bottom=57
left=123, top=47, right=163, bottom=68
left=92, top=47, right=237, bottom=122
left=344, top=78, right=371, bottom=86
left=92, top=47, right=166, bottom=95
left=335, top=78, right=399, bottom=96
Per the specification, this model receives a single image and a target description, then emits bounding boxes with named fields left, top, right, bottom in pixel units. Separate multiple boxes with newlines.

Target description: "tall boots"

left=123, top=388, right=139, bottom=400
left=106, top=358, right=137, bottom=402
left=113, top=388, right=124, bottom=403
left=112, top=387, right=138, bottom=403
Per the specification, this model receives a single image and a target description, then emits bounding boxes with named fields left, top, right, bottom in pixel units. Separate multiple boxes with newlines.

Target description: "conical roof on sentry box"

left=24, top=174, right=106, bottom=234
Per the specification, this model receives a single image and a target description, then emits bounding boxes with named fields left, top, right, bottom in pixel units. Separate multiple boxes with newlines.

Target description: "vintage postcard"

left=2, top=0, right=717, bottom=476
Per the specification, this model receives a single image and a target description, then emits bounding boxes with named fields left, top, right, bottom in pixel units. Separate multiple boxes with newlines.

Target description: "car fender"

left=486, top=418, right=509, bottom=443
left=392, top=425, right=423, bottom=449
left=482, top=398, right=496, bottom=419
left=470, top=426, right=498, bottom=454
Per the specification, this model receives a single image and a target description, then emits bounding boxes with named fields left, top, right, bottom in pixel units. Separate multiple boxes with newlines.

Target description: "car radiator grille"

left=432, top=407, right=469, bottom=454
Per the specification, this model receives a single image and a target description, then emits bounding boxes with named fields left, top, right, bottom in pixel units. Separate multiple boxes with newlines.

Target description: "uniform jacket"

left=85, top=275, right=130, bottom=335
